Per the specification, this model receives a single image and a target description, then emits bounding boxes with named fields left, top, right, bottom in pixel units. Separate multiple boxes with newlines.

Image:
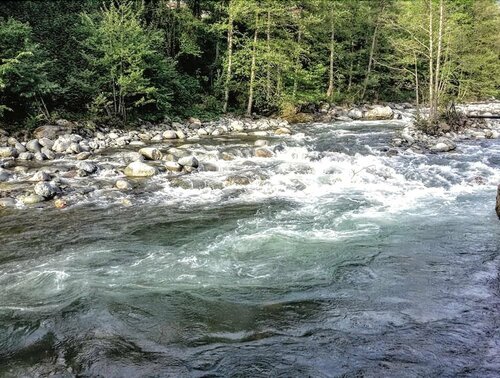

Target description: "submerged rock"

left=0, top=198, right=16, bottom=207
left=19, top=194, right=45, bottom=205
left=255, top=147, right=274, bottom=158
left=116, top=179, right=133, bottom=190
left=124, top=161, right=157, bottom=177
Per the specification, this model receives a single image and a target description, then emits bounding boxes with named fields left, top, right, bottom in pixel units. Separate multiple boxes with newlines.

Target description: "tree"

left=81, top=1, right=173, bottom=123
left=0, top=18, right=55, bottom=121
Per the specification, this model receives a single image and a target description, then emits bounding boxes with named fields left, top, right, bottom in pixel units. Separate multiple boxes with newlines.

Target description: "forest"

left=0, top=0, right=498, bottom=128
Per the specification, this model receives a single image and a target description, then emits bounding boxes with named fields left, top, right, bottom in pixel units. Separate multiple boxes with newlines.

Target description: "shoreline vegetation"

left=0, top=0, right=498, bottom=132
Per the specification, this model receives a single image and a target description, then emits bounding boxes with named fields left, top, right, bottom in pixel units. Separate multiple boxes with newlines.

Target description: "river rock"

left=275, top=127, right=291, bottom=135
left=68, top=142, right=81, bottom=154
left=124, top=161, right=157, bottom=177
left=54, top=198, right=67, bottom=209
left=76, top=152, right=92, bottom=160
left=0, top=198, right=16, bottom=207
left=33, top=125, right=66, bottom=140
left=0, top=169, right=12, bottom=182
left=176, top=130, right=186, bottom=139
left=348, top=108, right=363, bottom=120
left=230, top=120, right=245, bottom=132
left=19, top=194, right=45, bottom=205
left=38, top=137, right=54, bottom=149
left=165, top=161, right=182, bottom=172
left=162, top=130, right=177, bottom=139
left=34, top=152, right=46, bottom=161
left=151, top=134, right=163, bottom=142
left=197, top=128, right=208, bottom=136
left=30, top=171, right=51, bottom=182
left=178, top=156, right=199, bottom=168
left=0, top=147, right=17, bottom=158
left=431, top=138, right=456, bottom=152
left=364, top=105, right=394, bottom=120
left=187, top=117, right=202, bottom=127
left=52, top=138, right=71, bottom=153
left=34, top=182, right=59, bottom=199
left=116, top=179, right=133, bottom=190
left=77, top=161, right=97, bottom=174
left=28, top=140, right=43, bottom=154
left=255, top=147, right=274, bottom=158
left=139, top=147, right=163, bottom=160
left=224, top=175, right=253, bottom=186
left=41, top=147, right=55, bottom=160
left=18, top=152, right=34, bottom=161
left=254, top=139, right=268, bottom=147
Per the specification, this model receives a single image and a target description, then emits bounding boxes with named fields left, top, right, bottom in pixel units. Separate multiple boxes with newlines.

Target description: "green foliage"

left=0, top=0, right=498, bottom=127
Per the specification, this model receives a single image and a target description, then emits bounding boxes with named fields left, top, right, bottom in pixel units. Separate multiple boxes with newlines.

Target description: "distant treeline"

left=0, top=0, right=498, bottom=127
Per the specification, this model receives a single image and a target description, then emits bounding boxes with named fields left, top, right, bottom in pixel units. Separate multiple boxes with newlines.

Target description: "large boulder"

left=364, top=105, right=394, bottom=120
left=33, top=125, right=68, bottom=140
left=26, top=139, right=42, bottom=153
left=162, top=130, right=177, bottom=139
left=178, top=155, right=199, bottom=168
left=124, top=161, right=157, bottom=177
left=430, top=138, right=456, bottom=152
left=34, top=182, right=59, bottom=199
left=347, top=108, right=363, bottom=120
left=139, top=147, right=163, bottom=160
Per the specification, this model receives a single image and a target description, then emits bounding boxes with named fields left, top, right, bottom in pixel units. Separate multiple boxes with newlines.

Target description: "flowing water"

left=1, top=121, right=499, bottom=377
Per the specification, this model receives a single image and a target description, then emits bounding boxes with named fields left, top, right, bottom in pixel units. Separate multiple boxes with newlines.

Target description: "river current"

left=0, top=121, right=499, bottom=377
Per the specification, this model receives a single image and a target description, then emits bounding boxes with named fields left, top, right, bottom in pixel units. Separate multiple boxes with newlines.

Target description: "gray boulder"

left=34, top=182, right=59, bottom=199
left=124, top=161, right=157, bottom=177
left=0, top=147, right=17, bottom=158
left=139, top=147, right=163, bottom=160
left=178, top=156, right=199, bottom=168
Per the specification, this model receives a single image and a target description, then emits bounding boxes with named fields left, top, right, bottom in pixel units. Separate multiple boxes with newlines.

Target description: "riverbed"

left=1, top=120, right=499, bottom=376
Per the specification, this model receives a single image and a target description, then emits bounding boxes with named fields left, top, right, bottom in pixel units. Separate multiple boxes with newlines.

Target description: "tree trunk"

left=429, top=0, right=435, bottom=120
left=434, top=0, right=444, bottom=114
left=266, top=9, right=271, bottom=102
left=326, top=10, right=335, bottom=100
left=223, top=8, right=234, bottom=113
left=247, top=10, right=259, bottom=116
left=361, top=6, right=385, bottom=101
left=293, top=27, right=302, bottom=100
left=347, top=41, right=354, bottom=93
left=414, top=52, right=419, bottom=110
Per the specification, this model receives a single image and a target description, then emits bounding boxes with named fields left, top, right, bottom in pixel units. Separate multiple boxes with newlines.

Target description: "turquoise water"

left=1, top=122, right=499, bottom=376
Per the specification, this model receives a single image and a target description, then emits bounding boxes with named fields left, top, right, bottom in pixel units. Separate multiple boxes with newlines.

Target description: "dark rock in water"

left=34, top=182, right=59, bottom=199
left=273, top=144, right=286, bottom=153
left=496, top=185, right=500, bottom=219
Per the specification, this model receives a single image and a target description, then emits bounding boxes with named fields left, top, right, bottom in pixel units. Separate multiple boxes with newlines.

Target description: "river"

left=1, top=120, right=499, bottom=377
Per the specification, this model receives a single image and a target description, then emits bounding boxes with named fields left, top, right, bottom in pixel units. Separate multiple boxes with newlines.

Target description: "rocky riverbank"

left=0, top=116, right=293, bottom=209
left=393, top=102, right=500, bottom=153
left=1, top=102, right=499, bottom=210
